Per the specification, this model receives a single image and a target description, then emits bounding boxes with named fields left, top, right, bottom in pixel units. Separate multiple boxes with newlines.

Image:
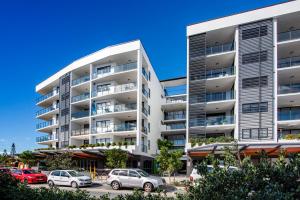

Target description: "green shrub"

left=130, top=141, right=135, bottom=145
left=112, top=142, right=116, bottom=146
left=118, top=141, right=123, bottom=147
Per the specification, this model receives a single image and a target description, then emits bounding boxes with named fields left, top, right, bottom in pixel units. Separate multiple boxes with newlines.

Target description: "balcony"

left=166, top=123, right=186, bottom=130
left=190, top=90, right=234, bottom=104
left=36, top=89, right=59, bottom=105
left=36, top=135, right=57, bottom=143
left=278, top=109, right=300, bottom=121
left=92, top=103, right=137, bottom=116
left=36, top=104, right=59, bottom=118
left=190, top=115, right=234, bottom=127
left=162, top=123, right=186, bottom=135
left=278, top=84, right=300, bottom=95
left=92, top=62, right=137, bottom=80
left=166, top=95, right=186, bottom=103
left=72, top=93, right=90, bottom=103
left=71, top=111, right=89, bottom=120
left=164, top=113, right=186, bottom=121
left=92, top=83, right=136, bottom=99
left=71, top=128, right=90, bottom=137
left=142, top=88, right=149, bottom=98
left=36, top=120, right=58, bottom=131
left=92, top=123, right=137, bottom=135
left=278, top=56, right=300, bottom=69
left=72, top=75, right=90, bottom=86
left=206, top=42, right=234, bottom=56
left=206, top=66, right=234, bottom=79
left=142, top=107, right=148, bottom=117
left=278, top=29, right=300, bottom=42
left=141, top=144, right=148, bottom=153
left=142, top=68, right=149, bottom=81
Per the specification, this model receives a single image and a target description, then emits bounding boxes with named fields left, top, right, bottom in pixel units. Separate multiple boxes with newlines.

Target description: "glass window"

left=242, top=129, right=250, bottom=139
left=96, top=65, right=111, bottom=74
left=60, top=171, right=69, bottom=177
left=129, top=170, right=140, bottom=177
left=118, top=170, right=128, bottom=176
left=112, top=170, right=120, bottom=175
left=251, top=129, right=259, bottom=139
left=259, top=128, right=268, bottom=138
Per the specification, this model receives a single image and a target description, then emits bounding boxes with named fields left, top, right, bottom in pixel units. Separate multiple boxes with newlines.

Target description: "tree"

left=18, top=151, right=36, bottom=167
left=104, top=149, right=128, bottom=169
left=156, top=140, right=183, bottom=183
left=45, top=152, right=75, bottom=171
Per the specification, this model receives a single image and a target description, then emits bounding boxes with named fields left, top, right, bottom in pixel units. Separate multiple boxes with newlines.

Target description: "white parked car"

left=47, top=170, right=92, bottom=188
left=189, top=165, right=238, bottom=182
left=107, top=168, right=166, bottom=192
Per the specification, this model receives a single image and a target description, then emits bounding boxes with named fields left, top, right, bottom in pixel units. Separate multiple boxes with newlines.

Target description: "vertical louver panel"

left=188, top=33, right=207, bottom=138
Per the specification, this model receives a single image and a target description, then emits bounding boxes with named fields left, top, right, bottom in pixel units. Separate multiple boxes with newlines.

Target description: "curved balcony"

left=36, top=135, right=57, bottom=143
left=72, top=75, right=90, bottom=86
left=92, top=62, right=137, bottom=80
left=36, top=120, right=58, bottom=132
left=36, top=104, right=59, bottom=118
left=36, top=89, right=59, bottom=105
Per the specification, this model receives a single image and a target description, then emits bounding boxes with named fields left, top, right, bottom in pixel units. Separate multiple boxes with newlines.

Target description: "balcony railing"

left=278, top=56, right=300, bottom=69
left=166, top=123, right=186, bottom=130
left=142, top=127, right=148, bottom=134
left=142, top=88, right=149, bottom=98
left=36, top=120, right=58, bottom=129
left=36, top=135, right=56, bottom=142
left=92, top=83, right=136, bottom=98
left=190, top=115, right=234, bottom=127
left=278, top=29, right=300, bottom=42
left=206, top=66, right=234, bottom=79
left=142, top=68, right=149, bottom=81
left=71, top=128, right=90, bottom=136
left=92, top=123, right=137, bottom=134
left=36, top=88, right=59, bottom=104
left=166, top=95, right=186, bottom=103
left=92, top=103, right=137, bottom=116
left=278, top=84, right=300, bottom=94
left=36, top=104, right=59, bottom=117
left=164, top=113, right=186, bottom=120
left=190, top=90, right=234, bottom=104
left=71, top=111, right=89, bottom=119
left=72, top=93, right=90, bottom=103
left=278, top=112, right=300, bottom=121
left=141, top=144, right=148, bottom=153
left=206, top=42, right=234, bottom=55
left=169, top=139, right=186, bottom=146
left=92, top=62, right=137, bottom=79
left=72, top=75, right=90, bottom=86
left=142, top=107, right=148, bottom=116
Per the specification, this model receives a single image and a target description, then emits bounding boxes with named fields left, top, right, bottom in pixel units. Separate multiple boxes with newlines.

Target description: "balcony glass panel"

left=71, top=128, right=90, bottom=136
left=36, top=88, right=59, bottom=104
left=72, top=75, right=90, bottom=86
left=142, top=107, right=148, bottom=116
left=190, top=115, right=234, bottom=127
left=71, top=111, right=89, bottom=119
left=206, top=66, right=234, bottom=79
left=206, top=42, right=234, bottom=55
left=278, top=83, right=300, bottom=94
left=36, top=104, right=59, bottom=116
left=166, top=123, right=186, bottom=130
left=166, top=95, right=186, bottom=103
left=142, top=67, right=149, bottom=80
left=142, top=88, right=149, bottom=98
left=206, top=90, right=234, bottom=102
left=278, top=107, right=300, bottom=121
left=92, top=103, right=136, bottom=116
left=72, top=93, right=90, bottom=103
left=92, top=82, right=136, bottom=98
left=92, top=123, right=137, bottom=134
left=278, top=29, right=300, bottom=42
left=36, top=135, right=55, bottom=142
left=278, top=56, right=300, bottom=69
left=92, top=62, right=137, bottom=79
left=36, top=120, right=57, bottom=129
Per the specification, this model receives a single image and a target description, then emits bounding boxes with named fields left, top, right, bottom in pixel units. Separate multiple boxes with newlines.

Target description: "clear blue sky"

left=0, top=0, right=285, bottom=153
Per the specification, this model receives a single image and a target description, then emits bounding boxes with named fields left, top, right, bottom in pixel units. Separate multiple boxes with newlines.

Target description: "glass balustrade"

left=142, top=67, right=149, bottom=80
left=71, top=111, right=89, bottom=119
left=36, top=135, right=55, bottom=142
left=206, top=42, right=234, bottom=55
left=71, top=93, right=90, bottom=103
left=92, top=83, right=136, bottom=98
left=278, top=108, right=300, bottom=121
left=36, top=88, right=59, bottom=104
left=36, top=104, right=59, bottom=116
left=72, top=75, right=90, bottom=86
left=92, top=103, right=136, bottom=116
left=166, top=123, right=186, bottom=130
left=190, top=115, right=234, bottom=127
left=71, top=128, right=90, bottom=136
left=206, top=66, right=234, bottom=79
left=92, top=62, right=137, bottom=79
left=166, top=95, right=186, bottom=103
left=36, top=120, right=57, bottom=129
left=278, top=56, right=300, bottom=69
left=92, top=123, right=137, bottom=134
left=278, top=84, right=300, bottom=94
left=165, top=113, right=186, bottom=120
left=278, top=29, right=300, bottom=42
left=142, top=88, right=149, bottom=98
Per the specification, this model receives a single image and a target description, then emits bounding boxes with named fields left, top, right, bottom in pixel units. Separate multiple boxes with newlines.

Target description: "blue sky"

left=0, top=0, right=285, bottom=153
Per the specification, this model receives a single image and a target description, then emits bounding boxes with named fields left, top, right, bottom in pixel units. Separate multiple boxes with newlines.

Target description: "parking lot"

left=30, top=181, right=184, bottom=198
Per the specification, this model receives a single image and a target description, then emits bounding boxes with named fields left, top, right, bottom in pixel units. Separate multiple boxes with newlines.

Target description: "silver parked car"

left=107, top=168, right=166, bottom=192
left=47, top=170, right=92, bottom=188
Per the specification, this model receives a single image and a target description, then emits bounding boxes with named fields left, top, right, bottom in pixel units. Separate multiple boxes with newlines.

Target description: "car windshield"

left=136, top=169, right=149, bottom=177
left=23, top=170, right=38, bottom=174
left=67, top=170, right=84, bottom=177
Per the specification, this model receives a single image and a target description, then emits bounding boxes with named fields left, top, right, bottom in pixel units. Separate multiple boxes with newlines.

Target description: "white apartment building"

left=186, top=0, right=300, bottom=173
left=35, top=40, right=164, bottom=171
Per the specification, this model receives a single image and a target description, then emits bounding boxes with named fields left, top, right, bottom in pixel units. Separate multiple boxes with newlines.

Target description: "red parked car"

left=11, top=169, right=47, bottom=184
left=0, top=167, right=11, bottom=174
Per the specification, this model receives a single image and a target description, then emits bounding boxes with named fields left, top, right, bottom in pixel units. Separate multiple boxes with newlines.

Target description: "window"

left=242, top=128, right=269, bottom=139
left=60, top=171, right=69, bottom=177
left=242, top=129, right=250, bottom=139
left=259, top=128, right=268, bottom=138
left=242, top=102, right=268, bottom=113
left=96, top=138, right=111, bottom=144
left=149, top=71, right=151, bottom=81
left=148, top=140, right=150, bottom=150
left=242, top=76, right=268, bottom=88
left=112, top=170, right=120, bottom=175
left=118, top=170, right=128, bottom=176
left=129, top=170, right=140, bottom=177
left=148, top=122, right=150, bottom=133
left=148, top=105, right=151, bottom=115
left=148, top=88, right=151, bottom=98
left=61, top=108, right=70, bottom=116
left=96, top=65, right=111, bottom=74
left=242, top=26, right=268, bottom=40
left=51, top=171, right=61, bottom=176
left=242, top=51, right=268, bottom=64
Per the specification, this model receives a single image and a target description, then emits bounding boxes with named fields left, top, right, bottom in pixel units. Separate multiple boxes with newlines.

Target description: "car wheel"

left=48, top=180, right=55, bottom=188
left=144, top=182, right=153, bottom=192
left=71, top=181, right=78, bottom=188
left=111, top=181, right=120, bottom=190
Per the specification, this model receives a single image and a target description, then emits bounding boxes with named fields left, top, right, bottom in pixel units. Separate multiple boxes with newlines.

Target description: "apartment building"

left=35, top=40, right=164, bottom=171
left=186, top=0, right=300, bottom=172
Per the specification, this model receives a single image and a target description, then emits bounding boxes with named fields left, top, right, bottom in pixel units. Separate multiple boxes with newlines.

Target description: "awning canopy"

left=188, top=142, right=300, bottom=157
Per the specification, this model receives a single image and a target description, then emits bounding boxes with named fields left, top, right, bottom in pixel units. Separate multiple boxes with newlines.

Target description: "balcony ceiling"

left=206, top=76, right=235, bottom=92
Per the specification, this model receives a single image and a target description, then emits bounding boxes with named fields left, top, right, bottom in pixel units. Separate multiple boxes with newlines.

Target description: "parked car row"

left=0, top=167, right=166, bottom=192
